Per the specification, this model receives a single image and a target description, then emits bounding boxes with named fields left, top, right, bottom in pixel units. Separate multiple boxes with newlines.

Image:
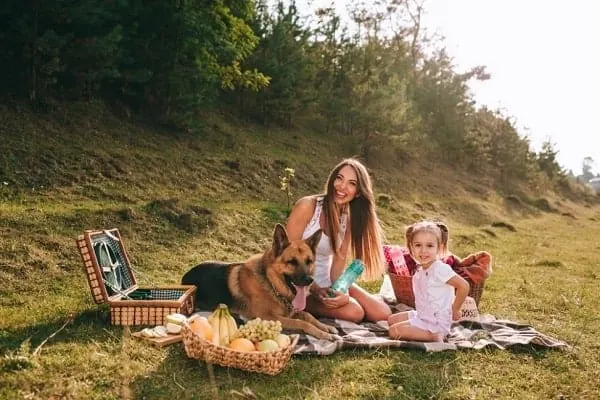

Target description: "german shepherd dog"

left=181, top=224, right=339, bottom=340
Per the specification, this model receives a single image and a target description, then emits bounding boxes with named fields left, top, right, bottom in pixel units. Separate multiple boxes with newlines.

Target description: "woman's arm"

left=285, top=196, right=326, bottom=296
left=447, top=275, right=470, bottom=320
left=285, top=196, right=316, bottom=241
left=330, top=220, right=352, bottom=282
left=321, top=220, right=352, bottom=308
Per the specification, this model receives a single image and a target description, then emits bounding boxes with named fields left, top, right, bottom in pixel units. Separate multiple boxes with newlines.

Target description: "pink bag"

left=383, top=245, right=411, bottom=276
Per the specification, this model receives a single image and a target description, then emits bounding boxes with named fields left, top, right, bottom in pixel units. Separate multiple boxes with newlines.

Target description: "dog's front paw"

left=326, top=325, right=338, bottom=334
left=328, top=333, right=343, bottom=341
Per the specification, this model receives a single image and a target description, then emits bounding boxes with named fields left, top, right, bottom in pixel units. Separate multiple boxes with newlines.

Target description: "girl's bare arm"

left=447, top=275, right=470, bottom=320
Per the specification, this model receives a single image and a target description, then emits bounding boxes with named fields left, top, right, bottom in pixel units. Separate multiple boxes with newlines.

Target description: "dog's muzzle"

left=287, top=274, right=313, bottom=312
left=291, top=274, right=313, bottom=287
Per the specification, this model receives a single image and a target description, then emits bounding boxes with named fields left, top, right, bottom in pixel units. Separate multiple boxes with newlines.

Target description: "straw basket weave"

left=102, top=288, right=195, bottom=325
left=182, top=324, right=299, bottom=376
left=388, top=273, right=415, bottom=308
left=466, top=279, right=485, bottom=306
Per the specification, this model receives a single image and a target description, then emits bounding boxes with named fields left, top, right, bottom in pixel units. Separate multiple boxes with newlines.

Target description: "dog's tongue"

left=292, top=285, right=308, bottom=311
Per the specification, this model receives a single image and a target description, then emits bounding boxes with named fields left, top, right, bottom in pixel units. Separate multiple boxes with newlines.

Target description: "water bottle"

left=329, top=259, right=365, bottom=295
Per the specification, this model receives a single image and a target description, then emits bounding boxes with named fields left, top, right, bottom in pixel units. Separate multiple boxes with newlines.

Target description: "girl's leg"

left=349, top=283, right=392, bottom=322
left=388, top=321, right=442, bottom=342
left=305, top=294, right=365, bottom=323
left=388, top=311, right=410, bottom=326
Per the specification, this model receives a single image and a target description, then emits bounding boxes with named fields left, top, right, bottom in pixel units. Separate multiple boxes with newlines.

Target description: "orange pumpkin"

left=188, top=316, right=213, bottom=341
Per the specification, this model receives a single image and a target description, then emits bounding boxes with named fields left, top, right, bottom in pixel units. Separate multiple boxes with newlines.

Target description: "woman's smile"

left=332, top=165, right=358, bottom=204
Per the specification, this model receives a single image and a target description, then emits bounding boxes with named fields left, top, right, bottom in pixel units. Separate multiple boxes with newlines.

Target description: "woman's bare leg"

left=349, top=284, right=392, bottom=322
left=305, top=294, right=365, bottom=323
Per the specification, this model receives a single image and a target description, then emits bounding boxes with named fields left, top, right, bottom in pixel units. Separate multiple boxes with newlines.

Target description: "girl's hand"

left=319, top=289, right=350, bottom=309
left=452, top=308, right=461, bottom=321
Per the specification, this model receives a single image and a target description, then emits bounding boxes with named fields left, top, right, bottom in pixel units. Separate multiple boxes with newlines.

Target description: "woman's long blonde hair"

left=321, top=158, right=385, bottom=281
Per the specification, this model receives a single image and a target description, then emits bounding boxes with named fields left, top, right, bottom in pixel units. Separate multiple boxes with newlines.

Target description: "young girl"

left=285, top=158, right=391, bottom=323
left=388, top=221, right=469, bottom=342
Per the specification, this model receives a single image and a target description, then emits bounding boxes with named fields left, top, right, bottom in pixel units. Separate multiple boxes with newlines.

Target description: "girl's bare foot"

left=431, top=332, right=444, bottom=342
left=388, top=322, right=402, bottom=339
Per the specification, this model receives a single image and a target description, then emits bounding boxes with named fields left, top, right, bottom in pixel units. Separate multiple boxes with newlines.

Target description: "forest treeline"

left=0, top=0, right=576, bottom=194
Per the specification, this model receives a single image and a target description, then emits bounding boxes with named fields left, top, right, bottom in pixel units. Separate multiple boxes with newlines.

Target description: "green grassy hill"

left=1, top=103, right=598, bottom=399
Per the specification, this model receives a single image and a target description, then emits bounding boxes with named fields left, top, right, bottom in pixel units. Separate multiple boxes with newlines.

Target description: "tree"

left=231, top=0, right=314, bottom=125
left=537, top=140, right=564, bottom=180
left=122, top=0, right=267, bottom=125
left=0, top=0, right=267, bottom=127
left=582, top=156, right=595, bottom=182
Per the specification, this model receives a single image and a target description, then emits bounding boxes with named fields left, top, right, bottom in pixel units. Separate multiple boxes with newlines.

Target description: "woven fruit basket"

left=182, top=323, right=299, bottom=376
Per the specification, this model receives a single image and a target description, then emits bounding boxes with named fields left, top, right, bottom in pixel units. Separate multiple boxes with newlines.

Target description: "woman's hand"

left=317, top=288, right=350, bottom=309
left=312, top=287, right=330, bottom=303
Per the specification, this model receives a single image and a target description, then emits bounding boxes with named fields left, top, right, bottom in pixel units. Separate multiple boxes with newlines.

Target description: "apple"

left=256, top=339, right=279, bottom=352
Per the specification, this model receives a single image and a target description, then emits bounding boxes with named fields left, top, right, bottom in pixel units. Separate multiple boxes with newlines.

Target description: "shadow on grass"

left=0, top=307, right=118, bottom=352
left=127, top=338, right=569, bottom=400
left=130, top=345, right=338, bottom=400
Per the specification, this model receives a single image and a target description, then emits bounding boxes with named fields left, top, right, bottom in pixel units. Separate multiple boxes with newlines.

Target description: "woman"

left=285, top=158, right=392, bottom=323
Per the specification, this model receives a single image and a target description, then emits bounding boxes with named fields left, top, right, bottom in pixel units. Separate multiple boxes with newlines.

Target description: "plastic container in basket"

left=182, top=323, right=299, bottom=376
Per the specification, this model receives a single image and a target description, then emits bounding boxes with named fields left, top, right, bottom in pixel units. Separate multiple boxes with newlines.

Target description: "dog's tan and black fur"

left=181, top=224, right=338, bottom=340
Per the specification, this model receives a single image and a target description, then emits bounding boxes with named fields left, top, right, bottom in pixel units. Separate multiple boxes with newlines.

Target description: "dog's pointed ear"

left=272, top=223, right=290, bottom=256
left=304, top=229, right=322, bottom=254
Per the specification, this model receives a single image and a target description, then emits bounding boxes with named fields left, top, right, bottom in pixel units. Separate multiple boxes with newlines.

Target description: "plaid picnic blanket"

left=291, top=314, right=570, bottom=355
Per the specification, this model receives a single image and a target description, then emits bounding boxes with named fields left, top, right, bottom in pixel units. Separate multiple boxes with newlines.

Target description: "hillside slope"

left=0, top=102, right=582, bottom=296
left=1, top=103, right=598, bottom=399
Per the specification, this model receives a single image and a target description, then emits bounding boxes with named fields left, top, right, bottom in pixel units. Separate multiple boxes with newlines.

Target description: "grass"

left=1, top=103, right=599, bottom=399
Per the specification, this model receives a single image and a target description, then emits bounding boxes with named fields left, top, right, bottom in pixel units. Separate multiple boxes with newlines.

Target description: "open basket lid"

left=78, top=228, right=138, bottom=304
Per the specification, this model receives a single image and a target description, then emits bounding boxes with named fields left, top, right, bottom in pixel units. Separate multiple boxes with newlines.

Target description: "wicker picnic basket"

left=182, top=323, right=299, bottom=376
left=388, top=273, right=416, bottom=308
left=389, top=272, right=485, bottom=308
left=386, top=248, right=489, bottom=307
left=76, top=228, right=196, bottom=326
left=466, top=279, right=485, bottom=305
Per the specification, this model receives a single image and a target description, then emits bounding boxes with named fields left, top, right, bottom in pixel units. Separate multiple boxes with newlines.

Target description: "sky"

left=294, top=0, right=600, bottom=175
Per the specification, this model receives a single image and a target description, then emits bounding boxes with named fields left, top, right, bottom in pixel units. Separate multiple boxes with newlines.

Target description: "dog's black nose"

left=294, top=274, right=313, bottom=286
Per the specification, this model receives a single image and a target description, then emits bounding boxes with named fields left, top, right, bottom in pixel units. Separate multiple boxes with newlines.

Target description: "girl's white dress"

left=408, top=259, right=457, bottom=336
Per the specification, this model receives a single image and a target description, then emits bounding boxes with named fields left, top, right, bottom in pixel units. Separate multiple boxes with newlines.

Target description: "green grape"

left=234, top=317, right=285, bottom=341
